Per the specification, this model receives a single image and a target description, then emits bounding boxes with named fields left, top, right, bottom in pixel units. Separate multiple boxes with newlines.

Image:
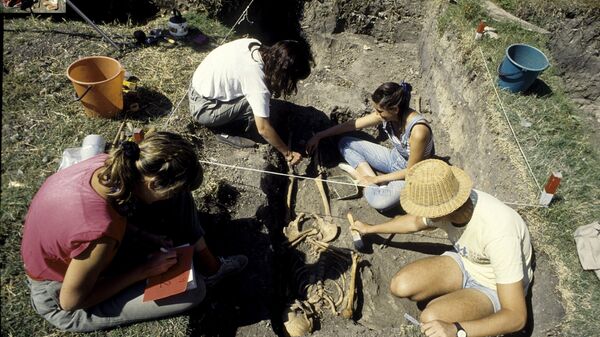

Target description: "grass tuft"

left=1, top=11, right=230, bottom=337
left=438, top=1, right=600, bottom=335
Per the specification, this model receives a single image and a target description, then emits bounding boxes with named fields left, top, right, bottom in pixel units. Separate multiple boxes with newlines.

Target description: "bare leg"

left=420, top=289, right=494, bottom=322
left=355, top=162, right=377, bottom=180
left=390, top=256, right=463, bottom=301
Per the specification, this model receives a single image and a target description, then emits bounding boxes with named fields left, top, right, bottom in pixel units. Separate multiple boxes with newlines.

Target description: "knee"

left=420, top=307, right=442, bottom=323
left=337, top=136, right=351, bottom=154
left=389, top=271, right=416, bottom=299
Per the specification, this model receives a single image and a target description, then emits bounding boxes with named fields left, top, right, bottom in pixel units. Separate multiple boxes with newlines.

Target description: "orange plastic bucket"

left=67, top=56, right=125, bottom=118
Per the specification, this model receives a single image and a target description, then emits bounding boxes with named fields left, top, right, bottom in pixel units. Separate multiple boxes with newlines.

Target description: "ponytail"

left=98, top=132, right=203, bottom=214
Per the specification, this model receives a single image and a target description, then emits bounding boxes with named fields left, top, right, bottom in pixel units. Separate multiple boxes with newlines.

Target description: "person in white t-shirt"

left=189, top=38, right=313, bottom=165
left=350, top=159, right=533, bottom=337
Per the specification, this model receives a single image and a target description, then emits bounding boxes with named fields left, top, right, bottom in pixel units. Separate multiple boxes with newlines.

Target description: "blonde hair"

left=99, top=131, right=202, bottom=210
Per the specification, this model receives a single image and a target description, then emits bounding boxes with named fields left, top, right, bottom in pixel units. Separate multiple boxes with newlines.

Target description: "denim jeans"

left=338, top=136, right=408, bottom=211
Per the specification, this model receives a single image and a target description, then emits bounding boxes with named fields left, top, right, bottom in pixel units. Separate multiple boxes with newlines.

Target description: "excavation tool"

left=404, top=313, right=421, bottom=327
left=341, top=251, right=360, bottom=319
left=285, top=133, right=296, bottom=223
left=347, top=213, right=365, bottom=251
left=112, top=120, right=127, bottom=148
left=380, top=233, right=396, bottom=249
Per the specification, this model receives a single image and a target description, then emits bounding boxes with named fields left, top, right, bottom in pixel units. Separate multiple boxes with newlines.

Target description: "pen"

left=404, top=313, right=421, bottom=327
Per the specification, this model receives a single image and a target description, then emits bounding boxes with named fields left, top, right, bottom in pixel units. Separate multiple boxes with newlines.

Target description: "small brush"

left=347, top=213, right=364, bottom=251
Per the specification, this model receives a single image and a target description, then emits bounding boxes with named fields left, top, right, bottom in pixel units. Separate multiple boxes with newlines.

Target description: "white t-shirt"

left=191, top=38, right=271, bottom=118
left=425, top=190, right=533, bottom=291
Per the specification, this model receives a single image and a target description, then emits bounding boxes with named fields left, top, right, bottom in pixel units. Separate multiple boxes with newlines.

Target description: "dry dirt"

left=188, top=1, right=567, bottom=336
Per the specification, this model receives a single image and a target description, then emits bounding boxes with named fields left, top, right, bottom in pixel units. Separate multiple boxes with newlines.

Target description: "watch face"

left=457, top=330, right=467, bottom=337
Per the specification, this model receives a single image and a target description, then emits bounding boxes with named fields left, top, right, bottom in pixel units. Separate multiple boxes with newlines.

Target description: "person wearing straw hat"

left=350, top=159, right=533, bottom=337
left=189, top=38, right=313, bottom=165
left=306, top=81, right=434, bottom=213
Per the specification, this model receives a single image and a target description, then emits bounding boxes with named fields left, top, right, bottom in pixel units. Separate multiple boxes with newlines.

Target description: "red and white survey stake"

left=539, top=172, right=562, bottom=206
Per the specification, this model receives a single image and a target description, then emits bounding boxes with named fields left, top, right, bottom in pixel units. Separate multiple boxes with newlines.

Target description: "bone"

left=307, top=238, right=350, bottom=260
left=329, top=279, right=344, bottom=307
left=341, top=252, right=360, bottom=319
left=283, top=300, right=314, bottom=337
left=283, top=213, right=305, bottom=241
left=323, top=293, right=338, bottom=315
left=288, top=228, right=319, bottom=247
left=313, top=150, right=332, bottom=217
left=315, top=215, right=339, bottom=243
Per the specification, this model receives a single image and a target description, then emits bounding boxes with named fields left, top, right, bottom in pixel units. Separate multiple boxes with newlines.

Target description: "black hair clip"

left=121, top=141, right=140, bottom=160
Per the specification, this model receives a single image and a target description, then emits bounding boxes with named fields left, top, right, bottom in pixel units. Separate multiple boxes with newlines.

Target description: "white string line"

left=162, top=81, right=191, bottom=128
left=199, top=159, right=546, bottom=208
left=163, top=0, right=256, bottom=128
left=199, top=159, right=368, bottom=187
left=220, top=0, right=256, bottom=45
left=478, top=46, right=542, bottom=192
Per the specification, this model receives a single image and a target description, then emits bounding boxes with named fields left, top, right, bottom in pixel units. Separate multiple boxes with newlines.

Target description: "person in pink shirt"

left=21, top=131, right=247, bottom=332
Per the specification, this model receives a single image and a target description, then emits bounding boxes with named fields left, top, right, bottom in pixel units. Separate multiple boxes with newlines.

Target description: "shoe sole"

left=215, top=135, right=255, bottom=149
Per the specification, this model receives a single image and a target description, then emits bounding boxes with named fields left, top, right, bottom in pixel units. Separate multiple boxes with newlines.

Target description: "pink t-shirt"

left=21, top=154, right=126, bottom=282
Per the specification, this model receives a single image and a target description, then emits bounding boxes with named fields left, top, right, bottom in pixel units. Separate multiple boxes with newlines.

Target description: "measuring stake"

left=539, top=171, right=562, bottom=206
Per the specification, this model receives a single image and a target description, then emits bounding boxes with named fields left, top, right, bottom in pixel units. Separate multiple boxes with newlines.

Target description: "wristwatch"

left=453, top=322, right=467, bottom=337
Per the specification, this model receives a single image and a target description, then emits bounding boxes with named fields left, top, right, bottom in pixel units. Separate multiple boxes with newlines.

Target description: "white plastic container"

left=58, top=134, right=106, bottom=170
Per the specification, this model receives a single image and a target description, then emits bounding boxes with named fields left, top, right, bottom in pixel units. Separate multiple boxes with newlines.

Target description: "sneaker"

left=204, top=255, right=248, bottom=286
left=215, top=134, right=256, bottom=149
left=338, top=162, right=359, bottom=178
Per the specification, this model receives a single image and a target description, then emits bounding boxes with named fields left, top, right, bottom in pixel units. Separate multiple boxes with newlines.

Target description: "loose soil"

left=189, top=1, right=568, bottom=336
left=6, top=0, right=597, bottom=336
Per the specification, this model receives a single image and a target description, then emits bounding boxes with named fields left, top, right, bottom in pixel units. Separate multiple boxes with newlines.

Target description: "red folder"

left=143, top=245, right=194, bottom=302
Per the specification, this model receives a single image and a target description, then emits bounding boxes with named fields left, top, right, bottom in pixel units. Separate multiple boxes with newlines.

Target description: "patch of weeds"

left=494, top=0, right=516, bottom=12
left=2, top=12, right=240, bottom=337
left=437, top=2, right=600, bottom=336
left=184, top=11, right=230, bottom=38
left=460, top=0, right=484, bottom=21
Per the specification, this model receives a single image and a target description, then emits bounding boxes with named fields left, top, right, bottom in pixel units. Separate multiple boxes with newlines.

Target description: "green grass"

left=438, top=1, right=600, bottom=335
left=1, top=12, right=230, bottom=337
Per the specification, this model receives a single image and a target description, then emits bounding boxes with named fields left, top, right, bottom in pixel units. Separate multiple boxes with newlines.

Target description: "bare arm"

left=462, top=281, right=527, bottom=336
left=306, top=112, right=382, bottom=154
left=351, top=213, right=429, bottom=235
left=362, top=123, right=431, bottom=185
left=255, top=116, right=302, bottom=165
left=421, top=281, right=527, bottom=337
left=59, top=237, right=177, bottom=311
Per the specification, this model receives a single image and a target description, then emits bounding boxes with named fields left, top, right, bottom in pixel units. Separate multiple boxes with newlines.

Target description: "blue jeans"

left=338, top=136, right=408, bottom=211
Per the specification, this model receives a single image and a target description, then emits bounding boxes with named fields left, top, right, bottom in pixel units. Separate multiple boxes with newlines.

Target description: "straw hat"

left=400, top=159, right=473, bottom=218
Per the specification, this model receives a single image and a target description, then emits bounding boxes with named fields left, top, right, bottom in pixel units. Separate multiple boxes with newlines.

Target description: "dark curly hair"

left=254, top=40, right=314, bottom=98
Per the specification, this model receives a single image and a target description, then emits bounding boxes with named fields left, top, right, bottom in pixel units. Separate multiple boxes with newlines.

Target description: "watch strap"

left=453, top=322, right=467, bottom=337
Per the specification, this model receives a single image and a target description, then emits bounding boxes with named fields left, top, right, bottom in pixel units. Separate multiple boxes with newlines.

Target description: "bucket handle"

left=73, top=85, right=93, bottom=102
